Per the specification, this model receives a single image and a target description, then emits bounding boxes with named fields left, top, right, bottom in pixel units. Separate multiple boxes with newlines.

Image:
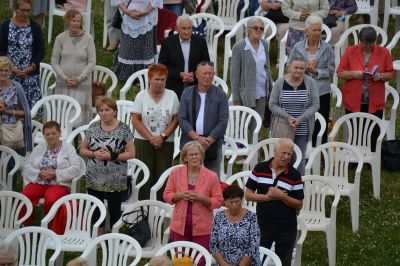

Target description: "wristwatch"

left=161, top=133, right=168, bottom=141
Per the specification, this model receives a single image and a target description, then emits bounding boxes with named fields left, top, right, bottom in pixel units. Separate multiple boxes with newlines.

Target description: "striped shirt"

left=280, top=80, right=309, bottom=135
left=245, top=158, right=304, bottom=233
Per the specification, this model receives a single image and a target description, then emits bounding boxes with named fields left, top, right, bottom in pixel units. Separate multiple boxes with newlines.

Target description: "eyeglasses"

left=361, top=41, right=375, bottom=47
left=18, top=8, right=32, bottom=14
left=250, top=26, right=265, bottom=31
left=198, top=61, right=214, bottom=67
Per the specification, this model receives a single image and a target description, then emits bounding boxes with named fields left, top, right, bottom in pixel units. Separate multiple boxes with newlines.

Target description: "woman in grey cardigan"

left=288, top=15, right=335, bottom=146
left=51, top=9, right=96, bottom=125
left=230, top=17, right=273, bottom=131
left=269, top=54, right=319, bottom=173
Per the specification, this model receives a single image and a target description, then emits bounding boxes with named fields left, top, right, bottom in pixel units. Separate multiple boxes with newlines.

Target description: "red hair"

left=148, top=64, right=169, bottom=79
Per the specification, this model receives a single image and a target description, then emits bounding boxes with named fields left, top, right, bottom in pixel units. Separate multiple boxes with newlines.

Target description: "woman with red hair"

left=131, top=64, right=179, bottom=200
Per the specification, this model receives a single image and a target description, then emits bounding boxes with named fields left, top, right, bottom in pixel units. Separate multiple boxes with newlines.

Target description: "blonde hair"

left=66, top=257, right=88, bottom=266
left=95, top=96, right=118, bottom=114
left=63, top=9, right=83, bottom=29
left=180, top=141, right=205, bottom=164
left=0, top=56, right=13, bottom=71
left=148, top=255, right=173, bottom=266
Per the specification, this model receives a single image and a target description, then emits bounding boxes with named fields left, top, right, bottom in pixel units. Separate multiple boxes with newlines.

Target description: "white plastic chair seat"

left=300, top=214, right=332, bottom=231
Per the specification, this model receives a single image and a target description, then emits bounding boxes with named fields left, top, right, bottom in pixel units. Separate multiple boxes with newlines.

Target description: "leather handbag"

left=323, top=14, right=337, bottom=28
left=0, top=119, right=24, bottom=149
left=112, top=0, right=132, bottom=29
left=91, top=81, right=106, bottom=107
left=122, top=207, right=151, bottom=247
left=270, top=115, right=296, bottom=140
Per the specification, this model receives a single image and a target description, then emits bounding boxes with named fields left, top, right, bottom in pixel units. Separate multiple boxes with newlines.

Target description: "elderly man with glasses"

left=158, top=16, right=210, bottom=99
left=178, top=62, right=229, bottom=176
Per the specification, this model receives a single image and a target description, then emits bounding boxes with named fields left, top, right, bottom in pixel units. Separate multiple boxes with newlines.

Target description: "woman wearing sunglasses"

left=230, top=17, right=273, bottom=132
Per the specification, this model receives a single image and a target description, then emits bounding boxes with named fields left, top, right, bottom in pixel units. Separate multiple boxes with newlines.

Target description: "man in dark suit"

left=158, top=16, right=210, bottom=99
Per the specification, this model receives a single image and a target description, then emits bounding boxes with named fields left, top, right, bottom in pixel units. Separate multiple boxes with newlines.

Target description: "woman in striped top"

left=269, top=54, right=319, bottom=173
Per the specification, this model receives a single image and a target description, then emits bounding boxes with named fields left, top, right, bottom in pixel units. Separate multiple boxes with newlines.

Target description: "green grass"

left=2, top=1, right=400, bottom=265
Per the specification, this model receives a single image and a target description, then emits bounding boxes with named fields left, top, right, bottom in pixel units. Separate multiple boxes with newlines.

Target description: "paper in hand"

left=363, top=65, right=379, bottom=77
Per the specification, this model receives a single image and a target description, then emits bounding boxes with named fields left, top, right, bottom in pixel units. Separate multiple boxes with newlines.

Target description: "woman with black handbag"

left=269, top=54, right=319, bottom=174
left=0, top=56, right=32, bottom=190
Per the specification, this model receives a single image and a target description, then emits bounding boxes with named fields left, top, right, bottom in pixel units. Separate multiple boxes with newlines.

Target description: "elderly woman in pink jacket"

left=164, top=141, right=223, bottom=257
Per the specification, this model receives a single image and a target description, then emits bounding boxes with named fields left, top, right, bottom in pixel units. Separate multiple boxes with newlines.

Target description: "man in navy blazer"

left=158, top=16, right=210, bottom=99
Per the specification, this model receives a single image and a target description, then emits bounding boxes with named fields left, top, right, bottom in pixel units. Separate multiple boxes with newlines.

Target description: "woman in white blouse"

left=131, top=64, right=179, bottom=200
left=20, top=121, right=81, bottom=226
left=112, top=0, right=162, bottom=81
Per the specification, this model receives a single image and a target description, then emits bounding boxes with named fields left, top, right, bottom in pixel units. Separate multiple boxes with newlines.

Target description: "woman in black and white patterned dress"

left=112, top=0, right=162, bottom=81
left=210, top=185, right=261, bottom=266
left=80, top=96, right=135, bottom=234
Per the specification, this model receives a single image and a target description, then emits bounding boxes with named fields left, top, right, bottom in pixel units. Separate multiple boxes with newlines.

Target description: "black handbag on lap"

left=122, top=207, right=151, bottom=247
left=323, top=14, right=337, bottom=28
left=112, top=0, right=132, bottom=29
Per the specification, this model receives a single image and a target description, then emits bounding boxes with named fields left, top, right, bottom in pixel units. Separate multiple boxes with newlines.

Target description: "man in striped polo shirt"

left=245, top=138, right=304, bottom=266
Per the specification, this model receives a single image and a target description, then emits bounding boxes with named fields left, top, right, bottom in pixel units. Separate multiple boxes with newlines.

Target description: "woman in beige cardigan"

left=51, top=9, right=96, bottom=125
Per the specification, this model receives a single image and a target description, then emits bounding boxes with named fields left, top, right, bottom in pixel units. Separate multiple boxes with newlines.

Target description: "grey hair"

left=305, top=15, right=323, bottom=29
left=0, top=243, right=16, bottom=259
left=148, top=255, right=173, bottom=266
left=287, top=54, right=307, bottom=64
left=246, top=17, right=264, bottom=35
left=274, top=138, right=294, bottom=152
left=176, top=15, right=192, bottom=28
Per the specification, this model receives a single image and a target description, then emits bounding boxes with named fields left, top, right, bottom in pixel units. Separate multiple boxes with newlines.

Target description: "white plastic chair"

left=225, top=170, right=256, bottom=212
left=305, top=142, right=364, bottom=232
left=242, top=138, right=302, bottom=171
left=223, top=16, right=277, bottom=81
left=220, top=136, right=239, bottom=182
left=328, top=112, right=386, bottom=199
left=154, top=241, right=212, bottom=266
left=65, top=124, right=90, bottom=147
left=150, top=165, right=182, bottom=201
left=91, top=100, right=135, bottom=133
left=48, top=0, right=93, bottom=43
left=189, top=13, right=225, bottom=74
left=354, top=0, right=379, bottom=26
left=385, top=30, right=400, bottom=93
left=330, top=83, right=342, bottom=123
left=259, top=247, right=282, bottom=266
left=293, top=217, right=308, bottom=266
left=299, top=175, right=341, bottom=266
left=305, top=112, right=327, bottom=159
left=31, top=94, right=82, bottom=143
left=383, top=84, right=399, bottom=140
left=383, top=0, right=400, bottom=34
left=39, top=62, right=56, bottom=96
left=215, top=0, right=249, bottom=32
left=0, top=145, right=20, bottom=191
left=212, top=75, right=232, bottom=104
left=0, top=191, right=33, bottom=241
left=122, top=158, right=150, bottom=210
left=112, top=200, right=173, bottom=258
left=333, top=24, right=387, bottom=85
left=278, top=24, right=331, bottom=78
left=225, top=106, right=262, bottom=158
left=4, top=226, right=62, bottom=266
left=41, top=193, right=107, bottom=266
left=92, top=65, right=119, bottom=97
left=120, top=69, right=149, bottom=100
left=80, top=233, right=142, bottom=266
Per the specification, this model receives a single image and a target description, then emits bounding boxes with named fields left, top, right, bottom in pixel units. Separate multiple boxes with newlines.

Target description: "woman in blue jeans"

left=269, top=54, right=319, bottom=173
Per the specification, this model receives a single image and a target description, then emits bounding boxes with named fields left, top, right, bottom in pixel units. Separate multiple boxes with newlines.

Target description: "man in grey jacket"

left=179, top=62, right=229, bottom=176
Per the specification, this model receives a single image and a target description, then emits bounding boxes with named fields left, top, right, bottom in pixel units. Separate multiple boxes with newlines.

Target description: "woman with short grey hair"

left=230, top=17, right=273, bottom=130
left=269, top=54, right=320, bottom=173
left=288, top=15, right=335, bottom=146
